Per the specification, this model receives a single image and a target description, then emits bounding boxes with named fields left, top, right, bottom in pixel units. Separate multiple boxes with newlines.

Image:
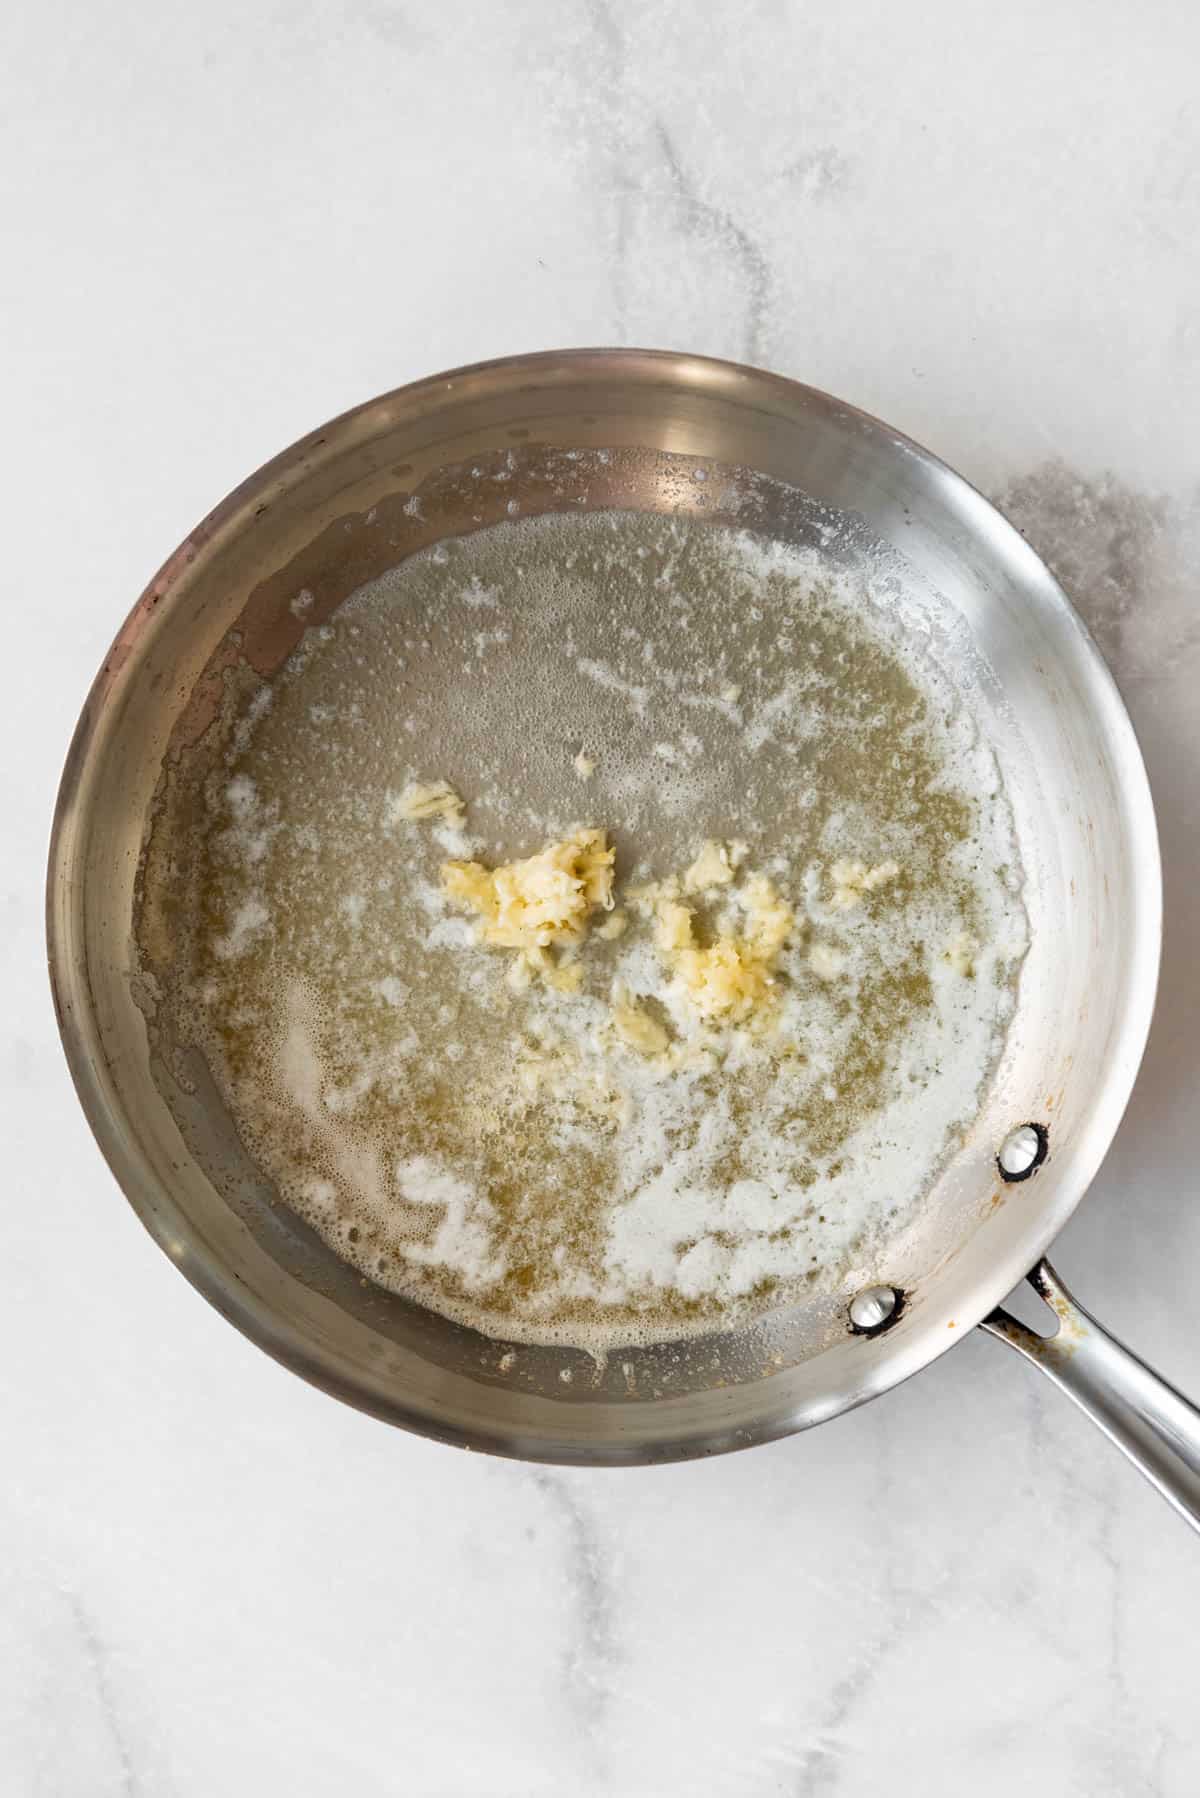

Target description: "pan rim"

left=46, top=347, right=1163, bottom=1464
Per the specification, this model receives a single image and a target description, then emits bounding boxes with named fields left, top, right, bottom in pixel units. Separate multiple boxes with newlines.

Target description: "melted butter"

left=143, top=510, right=1028, bottom=1350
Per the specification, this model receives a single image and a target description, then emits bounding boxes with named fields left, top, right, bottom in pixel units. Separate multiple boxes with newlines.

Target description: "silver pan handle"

left=982, top=1260, right=1200, bottom=1530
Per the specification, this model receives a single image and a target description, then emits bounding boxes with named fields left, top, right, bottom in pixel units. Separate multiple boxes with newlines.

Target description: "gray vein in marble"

left=584, top=0, right=633, bottom=337
left=66, top=1592, right=143, bottom=1798
left=773, top=1412, right=936, bottom=1797
left=531, top=1472, right=620, bottom=1779
left=787, top=1648, right=884, bottom=1797
left=1052, top=1444, right=1163, bottom=1794
left=648, top=118, right=771, bottom=366
left=782, top=1582, right=964, bottom=1798
left=580, top=0, right=770, bottom=362
left=1001, top=1307, right=1170, bottom=1795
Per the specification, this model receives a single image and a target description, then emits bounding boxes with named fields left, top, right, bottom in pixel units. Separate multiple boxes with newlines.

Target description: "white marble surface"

left=4, top=2, right=1200, bottom=1792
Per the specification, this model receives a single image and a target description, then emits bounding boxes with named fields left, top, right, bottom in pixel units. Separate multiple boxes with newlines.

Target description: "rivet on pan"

left=848, top=1285, right=903, bottom=1335
left=997, top=1122, right=1049, bottom=1183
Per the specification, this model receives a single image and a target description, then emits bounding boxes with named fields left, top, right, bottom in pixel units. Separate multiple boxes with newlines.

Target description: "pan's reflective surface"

left=47, top=350, right=1160, bottom=1462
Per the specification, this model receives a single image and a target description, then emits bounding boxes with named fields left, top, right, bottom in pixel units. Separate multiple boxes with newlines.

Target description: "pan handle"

left=981, top=1259, right=1200, bottom=1530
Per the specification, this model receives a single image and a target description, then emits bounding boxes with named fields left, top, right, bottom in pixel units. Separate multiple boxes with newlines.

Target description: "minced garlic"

left=651, top=872, right=794, bottom=1023
left=439, top=816, right=795, bottom=1029
left=829, top=857, right=900, bottom=910
left=682, top=839, right=737, bottom=894
left=442, top=828, right=616, bottom=981
left=610, top=985, right=671, bottom=1057
left=391, top=779, right=466, bottom=823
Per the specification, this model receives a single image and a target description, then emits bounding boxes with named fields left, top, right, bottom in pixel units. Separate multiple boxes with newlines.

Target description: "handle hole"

left=997, top=1121, right=1049, bottom=1183
left=995, top=1274, right=1060, bottom=1340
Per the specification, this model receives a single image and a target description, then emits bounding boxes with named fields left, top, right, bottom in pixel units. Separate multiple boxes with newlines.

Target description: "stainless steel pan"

left=47, top=349, right=1200, bottom=1522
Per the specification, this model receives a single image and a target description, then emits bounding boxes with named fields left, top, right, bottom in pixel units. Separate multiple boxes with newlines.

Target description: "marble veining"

left=62, top=1595, right=142, bottom=1798
left=5, top=1, right=1200, bottom=1793
left=529, top=1471, right=621, bottom=1773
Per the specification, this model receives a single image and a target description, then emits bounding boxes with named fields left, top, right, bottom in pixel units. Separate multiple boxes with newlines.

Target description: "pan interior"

left=139, top=456, right=1028, bottom=1364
